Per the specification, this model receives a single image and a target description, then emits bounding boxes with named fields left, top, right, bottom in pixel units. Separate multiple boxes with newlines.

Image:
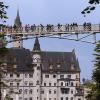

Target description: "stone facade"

left=1, top=37, right=86, bottom=100
left=1, top=11, right=86, bottom=100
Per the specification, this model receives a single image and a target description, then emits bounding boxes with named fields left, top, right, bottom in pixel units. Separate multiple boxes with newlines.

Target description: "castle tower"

left=12, top=9, right=23, bottom=48
left=32, top=37, right=42, bottom=100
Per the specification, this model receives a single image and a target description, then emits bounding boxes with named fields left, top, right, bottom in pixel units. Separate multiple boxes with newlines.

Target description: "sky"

left=2, top=0, right=100, bottom=81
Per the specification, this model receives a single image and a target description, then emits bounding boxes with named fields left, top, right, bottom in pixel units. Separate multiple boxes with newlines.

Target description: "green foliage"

left=0, top=2, right=9, bottom=100
left=0, top=2, right=8, bottom=23
left=92, top=41, right=100, bottom=99
left=84, top=41, right=100, bottom=100
left=82, top=0, right=100, bottom=16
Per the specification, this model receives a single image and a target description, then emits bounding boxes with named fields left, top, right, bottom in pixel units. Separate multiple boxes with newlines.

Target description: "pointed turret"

left=12, top=9, right=23, bottom=48
left=14, top=9, right=22, bottom=27
left=33, top=37, right=41, bottom=51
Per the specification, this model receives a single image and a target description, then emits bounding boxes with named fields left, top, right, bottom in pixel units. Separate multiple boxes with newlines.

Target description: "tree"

left=0, top=1, right=8, bottom=100
left=92, top=41, right=100, bottom=99
left=82, top=0, right=100, bottom=16
left=0, top=2, right=8, bottom=24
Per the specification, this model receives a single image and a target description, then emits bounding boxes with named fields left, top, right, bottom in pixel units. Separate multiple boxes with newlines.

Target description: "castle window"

left=24, top=89, right=28, bottom=94
left=37, top=66, right=40, bottom=70
left=54, top=98, right=56, bottom=100
left=29, top=82, right=33, bottom=86
left=67, top=75, right=71, bottom=78
left=24, top=81, right=28, bottom=86
left=61, top=88, right=69, bottom=94
left=78, top=99, right=81, bottom=100
left=54, top=90, right=56, bottom=94
left=71, top=97, right=73, bottom=100
left=76, top=83, right=78, bottom=87
left=29, top=73, right=33, bottom=78
left=71, top=89, right=73, bottom=94
left=44, top=83, right=46, bottom=86
left=25, top=74, right=28, bottom=78
left=71, top=82, right=73, bottom=86
left=49, top=90, right=51, bottom=94
left=29, top=97, right=32, bottom=100
left=65, top=83, right=69, bottom=86
left=29, top=89, right=33, bottom=94
left=61, top=82, right=63, bottom=86
left=10, top=73, right=13, bottom=77
left=53, top=75, right=56, bottom=78
left=19, top=97, right=22, bottom=100
left=49, top=98, right=51, bottom=100
left=76, top=75, right=78, bottom=79
left=41, top=90, right=44, bottom=94
left=61, top=97, right=63, bottom=100
left=66, top=97, right=68, bottom=100
left=16, top=74, right=20, bottom=77
left=49, top=83, right=51, bottom=86
left=17, top=83, right=19, bottom=87
left=10, top=83, right=13, bottom=86
left=45, top=74, right=49, bottom=78
left=24, top=98, right=27, bottom=100
left=37, top=80, right=39, bottom=85
left=19, top=89, right=22, bottom=94
left=44, top=98, right=46, bottom=100
left=54, top=83, right=56, bottom=86
left=60, top=75, right=64, bottom=79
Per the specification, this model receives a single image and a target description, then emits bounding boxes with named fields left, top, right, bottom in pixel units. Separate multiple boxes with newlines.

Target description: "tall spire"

left=14, top=9, right=22, bottom=27
left=33, top=37, right=41, bottom=51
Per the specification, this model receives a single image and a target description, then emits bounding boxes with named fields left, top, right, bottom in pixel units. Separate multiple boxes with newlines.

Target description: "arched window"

left=61, top=82, right=63, bottom=86
left=19, top=89, right=22, bottom=94
left=71, top=82, right=73, bottom=86
left=29, top=89, right=33, bottom=94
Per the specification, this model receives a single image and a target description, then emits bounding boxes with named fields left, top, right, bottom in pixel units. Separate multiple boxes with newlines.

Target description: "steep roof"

left=2, top=48, right=33, bottom=72
left=14, top=9, right=22, bottom=27
left=41, top=51, right=80, bottom=73
left=1, top=48, right=80, bottom=73
left=0, top=37, right=80, bottom=73
left=33, top=37, right=41, bottom=51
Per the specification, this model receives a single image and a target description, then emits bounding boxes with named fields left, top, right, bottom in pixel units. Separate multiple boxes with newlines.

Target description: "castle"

left=1, top=10, right=85, bottom=100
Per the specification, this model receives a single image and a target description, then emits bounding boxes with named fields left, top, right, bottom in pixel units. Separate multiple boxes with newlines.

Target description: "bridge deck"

left=0, top=24, right=100, bottom=36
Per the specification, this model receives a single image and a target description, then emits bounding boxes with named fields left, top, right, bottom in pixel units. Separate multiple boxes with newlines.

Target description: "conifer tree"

left=92, top=41, right=100, bottom=99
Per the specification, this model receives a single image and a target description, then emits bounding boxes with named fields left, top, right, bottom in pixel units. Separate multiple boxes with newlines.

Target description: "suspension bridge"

left=0, top=23, right=100, bottom=44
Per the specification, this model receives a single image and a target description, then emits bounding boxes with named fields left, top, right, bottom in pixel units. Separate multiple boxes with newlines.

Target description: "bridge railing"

left=0, top=24, right=100, bottom=35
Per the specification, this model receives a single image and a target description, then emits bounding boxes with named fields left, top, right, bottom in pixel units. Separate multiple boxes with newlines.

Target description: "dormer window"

left=71, top=64, right=75, bottom=70
left=14, top=57, right=16, bottom=62
left=13, top=64, right=17, bottom=68
left=49, top=64, right=53, bottom=69
left=57, top=63, right=61, bottom=68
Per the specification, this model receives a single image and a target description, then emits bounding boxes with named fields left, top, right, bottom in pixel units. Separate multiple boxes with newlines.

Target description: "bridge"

left=0, top=23, right=100, bottom=44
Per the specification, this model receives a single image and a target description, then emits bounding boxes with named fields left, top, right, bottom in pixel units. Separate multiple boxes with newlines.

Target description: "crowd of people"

left=0, top=23, right=97, bottom=33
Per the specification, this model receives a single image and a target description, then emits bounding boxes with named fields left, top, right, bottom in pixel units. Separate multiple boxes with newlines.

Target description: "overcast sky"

left=3, top=0, right=100, bottom=81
